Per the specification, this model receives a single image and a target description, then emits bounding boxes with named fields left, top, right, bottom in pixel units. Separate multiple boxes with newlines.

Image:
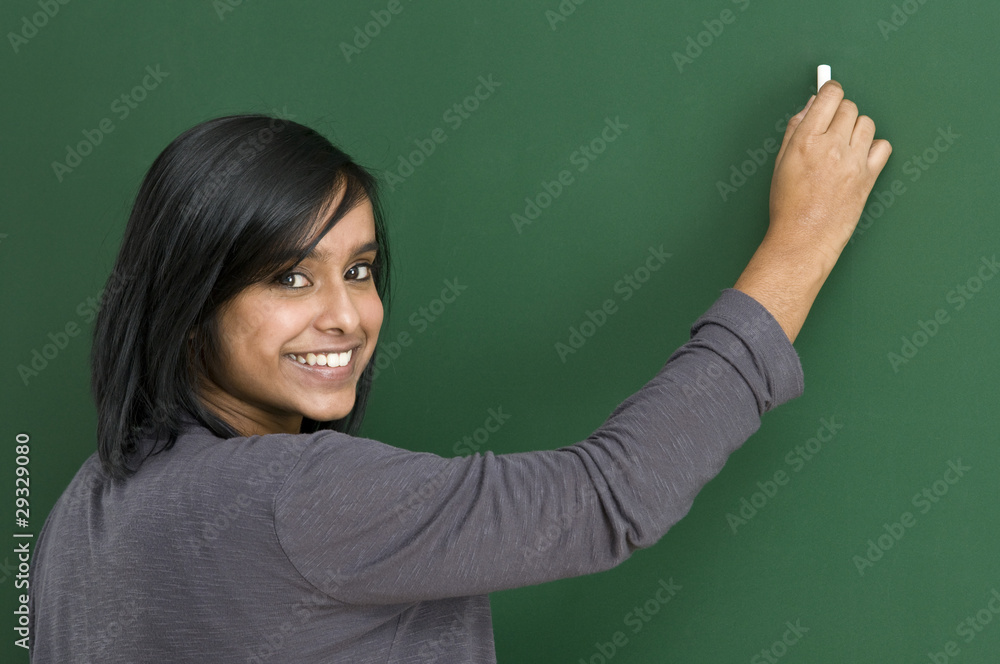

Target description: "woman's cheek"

left=357, top=289, right=383, bottom=326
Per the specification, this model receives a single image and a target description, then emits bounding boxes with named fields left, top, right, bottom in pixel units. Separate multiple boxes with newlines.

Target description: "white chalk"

left=817, top=64, right=831, bottom=91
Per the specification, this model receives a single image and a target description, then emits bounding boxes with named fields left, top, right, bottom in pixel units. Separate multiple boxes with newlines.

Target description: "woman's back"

left=27, top=419, right=496, bottom=663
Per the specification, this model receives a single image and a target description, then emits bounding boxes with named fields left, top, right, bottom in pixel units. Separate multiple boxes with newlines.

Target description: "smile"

left=286, top=349, right=353, bottom=368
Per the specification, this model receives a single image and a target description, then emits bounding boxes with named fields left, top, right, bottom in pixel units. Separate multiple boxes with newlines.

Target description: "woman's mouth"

left=286, top=349, right=353, bottom=367
left=283, top=347, right=358, bottom=382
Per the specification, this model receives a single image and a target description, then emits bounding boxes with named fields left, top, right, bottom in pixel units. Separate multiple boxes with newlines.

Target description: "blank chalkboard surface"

left=2, top=1, right=998, bottom=661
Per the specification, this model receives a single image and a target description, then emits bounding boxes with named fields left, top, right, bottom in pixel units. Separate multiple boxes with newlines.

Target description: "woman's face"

left=196, top=191, right=383, bottom=436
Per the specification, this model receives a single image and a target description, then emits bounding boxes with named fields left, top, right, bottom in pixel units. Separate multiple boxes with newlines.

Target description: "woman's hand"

left=734, top=80, right=892, bottom=343
left=768, top=79, right=893, bottom=272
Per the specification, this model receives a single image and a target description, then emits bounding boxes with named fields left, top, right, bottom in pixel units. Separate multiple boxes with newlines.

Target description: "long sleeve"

left=274, top=288, right=804, bottom=604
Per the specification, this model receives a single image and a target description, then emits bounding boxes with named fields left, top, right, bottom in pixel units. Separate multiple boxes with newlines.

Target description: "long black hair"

left=91, top=114, right=392, bottom=480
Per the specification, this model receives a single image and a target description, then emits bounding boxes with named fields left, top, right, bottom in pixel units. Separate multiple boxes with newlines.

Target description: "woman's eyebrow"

left=304, top=240, right=378, bottom=263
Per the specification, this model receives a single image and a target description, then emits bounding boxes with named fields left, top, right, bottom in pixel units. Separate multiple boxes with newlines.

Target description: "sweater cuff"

left=691, top=288, right=805, bottom=410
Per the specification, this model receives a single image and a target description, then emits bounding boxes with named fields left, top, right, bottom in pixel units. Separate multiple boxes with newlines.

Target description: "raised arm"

left=734, top=80, right=892, bottom=343
left=273, top=81, right=891, bottom=605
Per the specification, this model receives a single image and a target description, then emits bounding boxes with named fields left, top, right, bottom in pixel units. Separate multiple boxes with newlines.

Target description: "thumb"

left=774, top=95, right=815, bottom=170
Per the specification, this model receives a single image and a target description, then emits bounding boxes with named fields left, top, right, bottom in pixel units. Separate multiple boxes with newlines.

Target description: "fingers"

left=799, top=79, right=845, bottom=135
left=851, top=116, right=891, bottom=181
left=828, top=96, right=860, bottom=141
left=850, top=114, right=876, bottom=149
left=867, top=138, right=893, bottom=177
left=774, top=81, right=889, bottom=181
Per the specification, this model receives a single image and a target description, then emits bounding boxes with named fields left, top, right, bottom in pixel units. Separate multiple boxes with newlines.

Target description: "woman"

left=28, top=80, right=890, bottom=662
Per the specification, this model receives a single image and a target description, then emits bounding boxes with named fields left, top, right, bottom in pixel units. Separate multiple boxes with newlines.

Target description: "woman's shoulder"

left=147, top=420, right=421, bottom=488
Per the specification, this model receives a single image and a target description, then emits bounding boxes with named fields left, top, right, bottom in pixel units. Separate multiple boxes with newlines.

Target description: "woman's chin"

left=300, top=400, right=356, bottom=424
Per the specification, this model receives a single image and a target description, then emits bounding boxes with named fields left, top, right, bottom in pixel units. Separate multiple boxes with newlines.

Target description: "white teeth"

left=290, top=349, right=353, bottom=368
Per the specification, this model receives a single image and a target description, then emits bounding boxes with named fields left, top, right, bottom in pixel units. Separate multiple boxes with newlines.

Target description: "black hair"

left=90, top=113, right=392, bottom=480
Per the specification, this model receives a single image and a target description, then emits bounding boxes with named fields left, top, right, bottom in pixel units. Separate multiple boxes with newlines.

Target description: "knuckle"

left=823, top=82, right=845, bottom=100
left=839, top=99, right=858, bottom=115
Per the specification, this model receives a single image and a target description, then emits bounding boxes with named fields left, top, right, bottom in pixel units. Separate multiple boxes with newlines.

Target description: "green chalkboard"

left=2, top=1, right=998, bottom=661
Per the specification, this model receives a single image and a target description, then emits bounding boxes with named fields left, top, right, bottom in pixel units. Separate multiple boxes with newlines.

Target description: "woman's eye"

left=347, top=263, right=373, bottom=281
left=277, top=272, right=310, bottom=289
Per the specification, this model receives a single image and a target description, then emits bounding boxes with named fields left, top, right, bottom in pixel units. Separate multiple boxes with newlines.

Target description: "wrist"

left=732, top=238, right=830, bottom=344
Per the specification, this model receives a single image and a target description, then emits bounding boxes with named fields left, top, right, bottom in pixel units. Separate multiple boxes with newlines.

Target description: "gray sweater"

left=28, top=288, right=804, bottom=662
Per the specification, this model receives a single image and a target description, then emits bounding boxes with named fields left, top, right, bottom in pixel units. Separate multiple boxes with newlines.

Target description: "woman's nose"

left=315, top=282, right=360, bottom=333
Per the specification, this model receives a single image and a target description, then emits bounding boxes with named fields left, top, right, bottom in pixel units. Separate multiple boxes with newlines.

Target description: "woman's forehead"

left=300, top=202, right=377, bottom=260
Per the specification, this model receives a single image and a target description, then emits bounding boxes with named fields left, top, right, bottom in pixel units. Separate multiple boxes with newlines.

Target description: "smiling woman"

left=89, top=114, right=393, bottom=471
left=27, top=80, right=892, bottom=663
left=196, top=192, right=385, bottom=437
